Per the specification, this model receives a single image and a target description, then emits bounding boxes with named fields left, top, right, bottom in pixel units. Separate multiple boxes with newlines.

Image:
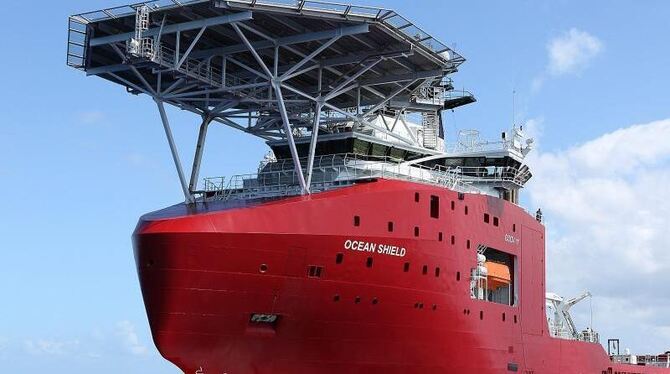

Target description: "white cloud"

left=526, top=118, right=670, bottom=353
left=115, top=320, right=148, bottom=356
left=547, top=28, right=603, bottom=76
left=24, top=338, right=80, bottom=356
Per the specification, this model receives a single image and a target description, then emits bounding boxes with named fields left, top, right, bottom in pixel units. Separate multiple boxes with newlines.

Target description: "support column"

left=272, top=80, right=308, bottom=194
left=305, top=101, right=323, bottom=190
left=156, top=99, right=194, bottom=203
left=189, top=116, right=211, bottom=193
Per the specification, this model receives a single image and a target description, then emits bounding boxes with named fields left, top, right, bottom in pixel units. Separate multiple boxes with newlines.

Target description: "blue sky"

left=1, top=0, right=669, bottom=372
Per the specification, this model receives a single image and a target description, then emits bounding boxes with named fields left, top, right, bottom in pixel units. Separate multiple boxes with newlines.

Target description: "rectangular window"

left=430, top=195, right=440, bottom=218
left=307, top=265, right=323, bottom=278
left=493, top=217, right=499, bottom=227
left=484, top=213, right=490, bottom=224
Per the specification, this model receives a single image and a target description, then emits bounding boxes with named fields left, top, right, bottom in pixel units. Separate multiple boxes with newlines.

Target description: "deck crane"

left=546, top=291, right=592, bottom=340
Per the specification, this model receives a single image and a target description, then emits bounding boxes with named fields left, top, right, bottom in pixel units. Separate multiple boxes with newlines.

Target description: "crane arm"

left=565, top=291, right=591, bottom=309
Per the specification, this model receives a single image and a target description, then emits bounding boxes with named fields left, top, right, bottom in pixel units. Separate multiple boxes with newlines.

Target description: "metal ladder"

left=127, top=5, right=154, bottom=59
left=422, top=111, right=439, bottom=149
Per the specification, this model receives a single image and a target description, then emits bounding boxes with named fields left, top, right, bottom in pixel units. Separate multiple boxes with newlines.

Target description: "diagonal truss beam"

left=190, top=23, right=369, bottom=59
left=89, top=12, right=253, bottom=46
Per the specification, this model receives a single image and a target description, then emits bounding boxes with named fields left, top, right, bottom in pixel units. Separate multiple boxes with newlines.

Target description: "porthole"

left=414, top=226, right=420, bottom=237
left=259, top=264, right=268, bottom=273
left=333, top=294, right=340, bottom=302
left=388, top=221, right=394, bottom=232
left=422, top=265, right=428, bottom=275
left=355, top=296, right=361, bottom=304
left=335, top=253, right=343, bottom=264
left=372, top=298, right=379, bottom=305
left=366, top=257, right=373, bottom=268
left=403, top=262, right=410, bottom=272
left=353, top=215, right=360, bottom=226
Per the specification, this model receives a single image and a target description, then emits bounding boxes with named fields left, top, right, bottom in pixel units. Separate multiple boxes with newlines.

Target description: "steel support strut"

left=189, top=116, right=211, bottom=193
left=156, top=100, right=195, bottom=203
left=273, top=81, right=308, bottom=194
left=305, top=102, right=323, bottom=190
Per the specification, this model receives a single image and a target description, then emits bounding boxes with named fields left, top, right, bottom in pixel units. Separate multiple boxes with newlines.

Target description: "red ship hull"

left=133, top=179, right=668, bottom=374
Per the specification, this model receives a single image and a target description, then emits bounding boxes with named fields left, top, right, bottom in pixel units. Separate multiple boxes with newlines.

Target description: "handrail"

left=200, top=153, right=530, bottom=202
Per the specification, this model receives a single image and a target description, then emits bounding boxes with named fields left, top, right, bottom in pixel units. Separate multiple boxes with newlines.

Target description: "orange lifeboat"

left=485, top=261, right=511, bottom=289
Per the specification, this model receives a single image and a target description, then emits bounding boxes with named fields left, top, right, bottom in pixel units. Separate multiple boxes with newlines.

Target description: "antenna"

left=590, top=294, right=593, bottom=330
left=512, top=88, right=516, bottom=128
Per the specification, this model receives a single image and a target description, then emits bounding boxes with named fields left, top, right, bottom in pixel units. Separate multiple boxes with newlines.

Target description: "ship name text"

left=505, top=234, right=520, bottom=245
left=343, top=239, right=406, bottom=257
